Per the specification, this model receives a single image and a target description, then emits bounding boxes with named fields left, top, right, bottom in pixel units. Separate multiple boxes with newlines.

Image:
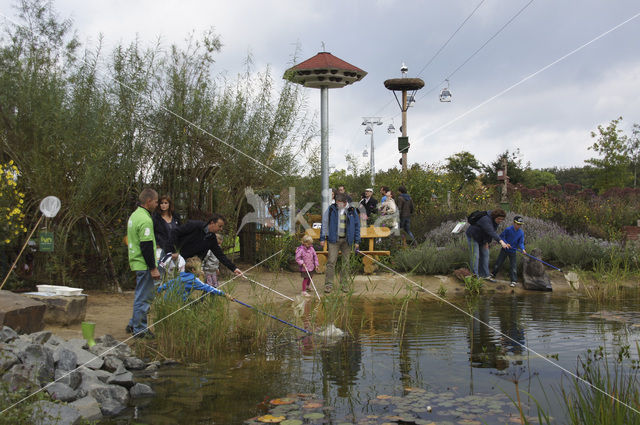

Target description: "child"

left=157, top=256, right=226, bottom=302
left=202, top=234, right=224, bottom=287
left=295, top=235, right=319, bottom=297
left=491, top=216, right=526, bottom=287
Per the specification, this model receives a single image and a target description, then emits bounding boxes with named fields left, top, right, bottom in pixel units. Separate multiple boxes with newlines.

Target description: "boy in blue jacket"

left=491, top=216, right=526, bottom=287
left=157, top=256, right=228, bottom=302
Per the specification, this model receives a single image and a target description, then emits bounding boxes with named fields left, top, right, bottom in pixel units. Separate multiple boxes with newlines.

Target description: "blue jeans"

left=467, top=236, right=489, bottom=278
left=400, top=217, right=415, bottom=241
left=128, top=270, right=156, bottom=333
left=493, top=249, right=518, bottom=282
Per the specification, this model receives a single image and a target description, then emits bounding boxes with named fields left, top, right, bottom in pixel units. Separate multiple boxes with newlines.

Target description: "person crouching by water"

left=157, top=256, right=228, bottom=302
left=320, top=192, right=361, bottom=294
left=296, top=235, right=319, bottom=297
left=465, top=209, right=510, bottom=282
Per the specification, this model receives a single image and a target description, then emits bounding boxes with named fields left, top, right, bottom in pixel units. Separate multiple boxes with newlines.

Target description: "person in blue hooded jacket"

left=320, top=192, right=361, bottom=294
left=491, top=216, right=526, bottom=287
left=157, top=256, right=228, bottom=302
left=465, top=209, right=510, bottom=281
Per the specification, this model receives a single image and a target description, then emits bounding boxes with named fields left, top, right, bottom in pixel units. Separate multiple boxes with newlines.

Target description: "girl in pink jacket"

left=295, top=235, right=319, bottom=297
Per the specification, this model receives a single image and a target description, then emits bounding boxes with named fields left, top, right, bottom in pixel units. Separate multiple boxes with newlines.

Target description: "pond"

left=107, top=291, right=640, bottom=424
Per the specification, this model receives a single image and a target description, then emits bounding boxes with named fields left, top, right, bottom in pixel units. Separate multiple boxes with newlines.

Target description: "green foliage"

left=445, top=150, right=482, bottom=188
left=586, top=117, right=633, bottom=192
left=393, top=239, right=468, bottom=275
left=463, top=274, right=483, bottom=295
left=0, top=381, right=51, bottom=425
left=521, top=169, right=558, bottom=188
left=0, top=161, right=27, bottom=245
left=482, top=149, right=526, bottom=185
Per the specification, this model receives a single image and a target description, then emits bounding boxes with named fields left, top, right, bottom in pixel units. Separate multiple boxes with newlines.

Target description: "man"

left=169, top=214, right=244, bottom=278
left=126, top=188, right=160, bottom=339
left=320, top=192, right=361, bottom=294
left=337, top=185, right=353, bottom=204
left=395, top=185, right=415, bottom=246
left=379, top=186, right=389, bottom=204
left=359, top=188, right=378, bottom=222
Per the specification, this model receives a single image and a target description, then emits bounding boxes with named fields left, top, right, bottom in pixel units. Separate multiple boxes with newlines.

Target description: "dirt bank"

left=44, top=268, right=577, bottom=341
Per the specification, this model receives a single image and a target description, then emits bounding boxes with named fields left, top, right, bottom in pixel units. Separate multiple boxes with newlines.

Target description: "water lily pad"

left=302, top=402, right=323, bottom=409
left=303, top=412, right=325, bottom=420
left=257, top=414, right=286, bottom=423
left=271, top=398, right=296, bottom=405
left=281, top=420, right=303, bottom=425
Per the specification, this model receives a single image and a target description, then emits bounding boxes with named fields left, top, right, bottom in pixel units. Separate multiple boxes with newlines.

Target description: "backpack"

left=467, top=210, right=487, bottom=225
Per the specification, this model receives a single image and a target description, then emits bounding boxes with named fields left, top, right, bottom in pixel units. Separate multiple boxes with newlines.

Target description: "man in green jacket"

left=126, top=188, right=160, bottom=338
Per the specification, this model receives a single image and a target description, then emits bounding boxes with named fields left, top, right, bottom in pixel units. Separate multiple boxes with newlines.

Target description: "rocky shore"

left=0, top=325, right=166, bottom=424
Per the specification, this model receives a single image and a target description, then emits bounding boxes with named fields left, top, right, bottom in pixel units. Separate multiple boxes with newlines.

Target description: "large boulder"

left=30, top=400, right=82, bottom=425
left=54, top=368, right=81, bottom=390
left=58, top=342, right=103, bottom=370
left=88, top=384, right=130, bottom=416
left=522, top=248, right=553, bottom=291
left=16, top=343, right=55, bottom=385
left=55, top=347, right=78, bottom=371
left=45, top=382, right=77, bottom=402
left=107, top=365, right=134, bottom=388
left=23, top=294, right=87, bottom=325
left=130, top=382, right=155, bottom=398
left=2, top=363, right=40, bottom=391
left=68, top=396, right=102, bottom=421
left=0, top=290, right=46, bottom=333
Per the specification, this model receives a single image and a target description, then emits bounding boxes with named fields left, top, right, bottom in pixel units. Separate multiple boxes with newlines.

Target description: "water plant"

left=463, top=275, right=483, bottom=295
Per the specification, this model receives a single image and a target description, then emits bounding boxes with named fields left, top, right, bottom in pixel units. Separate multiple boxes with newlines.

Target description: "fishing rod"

left=243, top=276, right=294, bottom=302
left=226, top=294, right=312, bottom=335
left=303, top=263, right=321, bottom=300
left=516, top=248, right=562, bottom=271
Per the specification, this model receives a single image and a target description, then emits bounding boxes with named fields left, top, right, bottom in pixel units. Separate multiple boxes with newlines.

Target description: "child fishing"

left=157, top=256, right=227, bottom=302
left=295, top=235, right=319, bottom=297
left=491, top=215, right=526, bottom=287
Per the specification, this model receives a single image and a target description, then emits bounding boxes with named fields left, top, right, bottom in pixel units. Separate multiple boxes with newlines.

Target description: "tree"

left=521, top=169, right=558, bottom=188
left=482, top=149, right=526, bottom=185
left=585, top=117, right=632, bottom=192
left=629, top=123, right=640, bottom=188
left=542, top=166, right=596, bottom=189
left=445, top=151, right=481, bottom=188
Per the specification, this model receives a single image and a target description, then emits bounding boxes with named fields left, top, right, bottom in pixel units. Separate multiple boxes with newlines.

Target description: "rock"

left=0, top=348, right=19, bottom=372
left=45, top=382, right=77, bottom=402
left=523, top=248, right=553, bottom=291
left=55, top=368, right=81, bottom=390
left=96, top=334, right=118, bottom=347
left=30, top=400, right=82, bottom=425
left=130, top=382, right=155, bottom=398
left=23, top=293, right=87, bottom=325
left=144, top=363, right=159, bottom=373
left=17, top=343, right=55, bottom=385
left=66, top=338, right=88, bottom=351
left=59, top=342, right=103, bottom=370
left=0, top=290, right=46, bottom=333
left=55, top=347, right=78, bottom=371
left=2, top=363, right=40, bottom=391
left=69, top=396, right=102, bottom=421
left=107, top=367, right=134, bottom=388
left=0, top=325, right=18, bottom=342
left=102, top=355, right=124, bottom=372
left=123, top=356, right=146, bottom=370
left=27, top=330, right=52, bottom=344
left=90, top=341, right=132, bottom=359
left=88, top=384, right=130, bottom=417
left=93, top=369, right=113, bottom=383
left=47, top=334, right=65, bottom=346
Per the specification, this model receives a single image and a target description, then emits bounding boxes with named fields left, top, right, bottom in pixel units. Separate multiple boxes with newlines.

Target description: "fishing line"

left=0, top=250, right=283, bottom=415
left=241, top=275, right=294, bottom=302
left=356, top=250, right=640, bottom=416
left=303, top=263, right=321, bottom=300
left=0, top=12, right=284, bottom=178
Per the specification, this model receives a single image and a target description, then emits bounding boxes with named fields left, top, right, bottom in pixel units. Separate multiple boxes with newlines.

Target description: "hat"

left=513, top=216, right=524, bottom=224
left=365, top=188, right=373, bottom=192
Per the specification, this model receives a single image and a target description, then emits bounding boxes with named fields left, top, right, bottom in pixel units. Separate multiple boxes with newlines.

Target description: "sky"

left=2, top=0, right=639, bottom=174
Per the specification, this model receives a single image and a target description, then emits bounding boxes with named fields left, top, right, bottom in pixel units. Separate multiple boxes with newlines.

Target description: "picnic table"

left=304, top=225, right=391, bottom=274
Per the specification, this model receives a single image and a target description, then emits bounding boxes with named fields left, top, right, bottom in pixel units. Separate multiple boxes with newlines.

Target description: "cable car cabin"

left=439, top=88, right=452, bottom=102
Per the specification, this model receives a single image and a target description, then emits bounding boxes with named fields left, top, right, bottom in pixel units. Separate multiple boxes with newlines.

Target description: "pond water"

left=108, top=291, right=640, bottom=424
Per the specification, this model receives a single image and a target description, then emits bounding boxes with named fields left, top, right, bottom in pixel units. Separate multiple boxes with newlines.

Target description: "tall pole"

left=369, top=128, right=375, bottom=187
left=401, top=90, right=408, bottom=174
left=321, top=87, right=330, bottom=214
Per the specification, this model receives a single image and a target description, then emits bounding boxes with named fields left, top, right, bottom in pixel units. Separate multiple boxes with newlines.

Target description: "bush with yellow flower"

left=0, top=161, right=27, bottom=246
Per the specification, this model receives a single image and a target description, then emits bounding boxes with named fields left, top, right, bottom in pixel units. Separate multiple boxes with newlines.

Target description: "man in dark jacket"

left=320, top=193, right=361, bottom=294
left=395, top=185, right=415, bottom=246
left=169, top=214, right=244, bottom=278
left=359, top=188, right=378, bottom=223
left=465, top=209, right=510, bottom=281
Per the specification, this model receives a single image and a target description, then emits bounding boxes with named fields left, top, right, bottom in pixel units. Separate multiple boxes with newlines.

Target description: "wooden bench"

left=304, top=226, right=391, bottom=274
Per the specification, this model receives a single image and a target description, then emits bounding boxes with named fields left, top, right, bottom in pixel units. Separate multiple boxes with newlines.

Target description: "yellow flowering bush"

left=0, top=161, right=27, bottom=245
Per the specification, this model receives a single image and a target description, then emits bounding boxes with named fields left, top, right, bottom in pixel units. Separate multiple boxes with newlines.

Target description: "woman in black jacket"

left=465, top=209, right=510, bottom=280
left=153, top=195, right=181, bottom=256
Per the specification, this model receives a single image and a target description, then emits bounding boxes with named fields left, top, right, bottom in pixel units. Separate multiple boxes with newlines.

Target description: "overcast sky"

left=2, top=0, right=639, bottom=173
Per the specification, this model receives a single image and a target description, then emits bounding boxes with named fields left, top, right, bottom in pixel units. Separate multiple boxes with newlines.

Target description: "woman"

left=465, top=208, right=510, bottom=280
left=378, top=190, right=398, bottom=229
left=153, top=195, right=181, bottom=258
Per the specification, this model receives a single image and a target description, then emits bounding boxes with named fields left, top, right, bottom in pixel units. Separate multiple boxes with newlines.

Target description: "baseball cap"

left=513, top=216, right=524, bottom=224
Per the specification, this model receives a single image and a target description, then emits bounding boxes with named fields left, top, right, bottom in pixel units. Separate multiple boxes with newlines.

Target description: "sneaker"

left=133, top=330, right=155, bottom=340
left=324, top=285, right=332, bottom=294
left=490, top=273, right=496, bottom=279
left=510, top=281, right=517, bottom=287
left=484, top=277, right=497, bottom=283
left=302, top=291, right=311, bottom=297
left=125, top=325, right=133, bottom=334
